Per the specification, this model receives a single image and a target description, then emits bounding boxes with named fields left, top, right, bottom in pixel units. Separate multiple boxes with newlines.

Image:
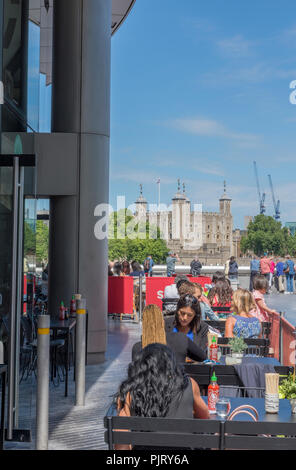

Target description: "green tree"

left=24, top=221, right=36, bottom=256
left=240, top=214, right=291, bottom=256
left=108, top=210, right=168, bottom=263
left=36, top=220, right=49, bottom=264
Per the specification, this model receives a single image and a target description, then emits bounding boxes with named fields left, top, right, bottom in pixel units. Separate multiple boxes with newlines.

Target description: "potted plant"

left=278, top=373, right=296, bottom=413
left=225, top=336, right=248, bottom=365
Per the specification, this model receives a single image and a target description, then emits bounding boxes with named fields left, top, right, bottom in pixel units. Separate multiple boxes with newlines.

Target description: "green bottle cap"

left=211, top=372, right=217, bottom=382
left=60, top=301, right=64, bottom=306
left=72, top=295, right=75, bottom=300
left=211, top=336, right=217, bottom=344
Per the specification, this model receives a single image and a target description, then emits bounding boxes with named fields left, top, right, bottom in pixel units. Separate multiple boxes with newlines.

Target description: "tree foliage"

left=36, top=220, right=49, bottom=263
left=240, top=214, right=295, bottom=256
left=108, top=210, right=168, bottom=263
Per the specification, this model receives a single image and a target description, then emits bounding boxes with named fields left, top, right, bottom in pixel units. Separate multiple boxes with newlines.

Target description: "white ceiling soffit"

left=111, top=0, right=136, bottom=35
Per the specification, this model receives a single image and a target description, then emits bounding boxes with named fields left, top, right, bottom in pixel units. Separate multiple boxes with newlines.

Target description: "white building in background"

left=135, top=180, right=236, bottom=264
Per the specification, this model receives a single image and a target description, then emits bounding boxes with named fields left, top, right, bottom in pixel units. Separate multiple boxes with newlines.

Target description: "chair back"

left=218, top=337, right=269, bottom=357
left=104, top=404, right=220, bottom=450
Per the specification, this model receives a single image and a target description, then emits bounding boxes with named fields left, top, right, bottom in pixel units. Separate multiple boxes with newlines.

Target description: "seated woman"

left=115, top=343, right=210, bottom=450
left=208, top=279, right=233, bottom=317
left=132, top=304, right=206, bottom=363
left=165, top=294, right=209, bottom=353
left=225, top=288, right=261, bottom=338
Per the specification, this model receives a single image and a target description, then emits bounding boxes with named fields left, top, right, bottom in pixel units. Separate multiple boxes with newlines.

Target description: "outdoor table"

left=202, top=396, right=296, bottom=423
left=184, top=356, right=290, bottom=396
left=0, top=364, right=7, bottom=450
left=50, top=318, right=76, bottom=397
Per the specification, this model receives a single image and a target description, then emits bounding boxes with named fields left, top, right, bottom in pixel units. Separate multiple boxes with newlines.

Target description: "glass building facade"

left=0, top=0, right=135, bottom=445
left=0, top=0, right=53, bottom=440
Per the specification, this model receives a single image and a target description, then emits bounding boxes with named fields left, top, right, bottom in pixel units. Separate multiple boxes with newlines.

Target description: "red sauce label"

left=208, top=385, right=219, bottom=412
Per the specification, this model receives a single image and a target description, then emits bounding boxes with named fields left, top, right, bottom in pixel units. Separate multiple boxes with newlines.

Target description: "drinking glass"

left=215, top=399, right=231, bottom=419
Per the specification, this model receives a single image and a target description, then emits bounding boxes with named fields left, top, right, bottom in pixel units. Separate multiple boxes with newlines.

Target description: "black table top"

left=202, top=397, right=296, bottom=423
left=50, top=318, right=76, bottom=330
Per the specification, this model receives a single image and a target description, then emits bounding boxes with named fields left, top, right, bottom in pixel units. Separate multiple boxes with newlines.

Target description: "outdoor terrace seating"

left=104, top=401, right=296, bottom=450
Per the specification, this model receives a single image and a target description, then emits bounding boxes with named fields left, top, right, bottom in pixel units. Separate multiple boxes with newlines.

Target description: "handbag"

left=283, top=262, right=290, bottom=273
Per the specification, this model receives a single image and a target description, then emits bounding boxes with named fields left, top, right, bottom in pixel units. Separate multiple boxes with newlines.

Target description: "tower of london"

left=134, top=180, right=235, bottom=264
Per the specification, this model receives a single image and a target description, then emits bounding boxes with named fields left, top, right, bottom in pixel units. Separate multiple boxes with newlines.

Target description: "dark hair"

left=108, top=264, right=113, bottom=276
left=131, top=261, right=142, bottom=272
left=177, top=280, right=194, bottom=295
left=113, top=261, right=122, bottom=276
left=116, top=343, right=189, bottom=417
left=176, top=294, right=201, bottom=333
left=230, top=256, right=236, bottom=262
left=253, top=275, right=269, bottom=291
left=211, top=271, right=226, bottom=284
left=208, top=280, right=233, bottom=305
left=121, top=260, right=131, bottom=275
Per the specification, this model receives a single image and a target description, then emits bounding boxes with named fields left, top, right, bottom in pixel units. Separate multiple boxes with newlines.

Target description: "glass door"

left=0, top=154, right=36, bottom=443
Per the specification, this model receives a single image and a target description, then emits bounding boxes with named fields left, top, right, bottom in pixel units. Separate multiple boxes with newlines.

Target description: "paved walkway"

left=5, top=318, right=141, bottom=450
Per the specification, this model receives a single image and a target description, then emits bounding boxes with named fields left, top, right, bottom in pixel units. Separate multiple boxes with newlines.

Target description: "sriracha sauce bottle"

left=208, top=372, right=219, bottom=414
left=209, top=336, right=218, bottom=361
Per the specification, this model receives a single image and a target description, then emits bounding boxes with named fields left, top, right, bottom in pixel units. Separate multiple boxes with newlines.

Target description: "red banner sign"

left=145, top=276, right=212, bottom=309
left=108, top=276, right=134, bottom=314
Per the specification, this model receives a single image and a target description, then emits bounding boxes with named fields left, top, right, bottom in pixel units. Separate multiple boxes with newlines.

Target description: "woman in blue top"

left=225, top=288, right=261, bottom=339
left=165, top=294, right=209, bottom=353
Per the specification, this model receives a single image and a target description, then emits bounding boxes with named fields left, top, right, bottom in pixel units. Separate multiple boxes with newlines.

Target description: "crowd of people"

left=108, top=256, right=154, bottom=278
left=113, top=265, right=281, bottom=448
left=249, top=253, right=296, bottom=294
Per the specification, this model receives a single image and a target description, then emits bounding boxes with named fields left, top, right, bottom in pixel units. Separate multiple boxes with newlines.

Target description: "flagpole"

left=157, top=178, right=160, bottom=210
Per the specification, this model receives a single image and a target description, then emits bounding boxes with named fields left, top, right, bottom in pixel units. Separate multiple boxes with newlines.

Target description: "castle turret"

left=219, top=181, right=232, bottom=216
left=135, top=184, right=147, bottom=220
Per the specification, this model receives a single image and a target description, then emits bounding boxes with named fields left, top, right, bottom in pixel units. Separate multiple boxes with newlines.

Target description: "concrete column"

left=51, top=0, right=111, bottom=362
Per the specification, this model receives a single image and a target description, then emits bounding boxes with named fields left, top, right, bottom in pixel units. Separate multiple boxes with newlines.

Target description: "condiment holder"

left=265, top=373, right=279, bottom=414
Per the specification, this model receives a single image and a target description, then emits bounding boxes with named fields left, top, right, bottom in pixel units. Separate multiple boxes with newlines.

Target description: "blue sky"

left=110, top=0, right=296, bottom=229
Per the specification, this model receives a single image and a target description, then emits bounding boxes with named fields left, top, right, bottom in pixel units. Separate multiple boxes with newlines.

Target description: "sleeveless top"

left=131, top=380, right=194, bottom=450
left=232, top=315, right=261, bottom=338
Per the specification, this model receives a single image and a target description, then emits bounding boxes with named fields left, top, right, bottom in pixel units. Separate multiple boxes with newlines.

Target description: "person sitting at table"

left=178, top=281, right=219, bottom=321
left=165, top=294, right=209, bottom=353
left=191, top=283, right=219, bottom=321
left=225, top=288, right=261, bottom=338
left=251, top=275, right=278, bottom=322
left=131, top=304, right=206, bottom=363
left=163, top=275, right=188, bottom=314
left=115, top=343, right=210, bottom=450
left=208, top=279, right=233, bottom=317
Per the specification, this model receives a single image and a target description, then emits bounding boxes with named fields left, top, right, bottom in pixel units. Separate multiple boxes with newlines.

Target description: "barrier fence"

left=107, top=277, right=296, bottom=368
left=108, top=276, right=212, bottom=314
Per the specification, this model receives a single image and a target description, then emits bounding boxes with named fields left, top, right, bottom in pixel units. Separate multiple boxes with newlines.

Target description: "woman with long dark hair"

left=131, top=304, right=206, bottom=363
left=164, top=295, right=209, bottom=352
left=208, top=279, right=233, bottom=307
left=115, top=343, right=209, bottom=450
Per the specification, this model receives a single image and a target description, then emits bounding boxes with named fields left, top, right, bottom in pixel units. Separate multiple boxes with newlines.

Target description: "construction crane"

left=268, top=174, right=280, bottom=220
left=253, top=161, right=266, bottom=215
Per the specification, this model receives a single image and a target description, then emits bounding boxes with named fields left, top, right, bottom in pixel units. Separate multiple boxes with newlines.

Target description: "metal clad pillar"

left=51, top=0, right=111, bottom=363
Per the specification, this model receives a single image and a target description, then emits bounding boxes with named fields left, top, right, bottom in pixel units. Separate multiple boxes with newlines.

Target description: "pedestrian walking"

left=249, top=256, right=260, bottom=291
left=283, top=255, right=295, bottom=294
left=144, top=255, right=154, bottom=277
left=259, top=253, right=272, bottom=292
left=228, top=256, right=238, bottom=281
left=190, top=256, right=202, bottom=277
left=275, top=258, right=285, bottom=293
left=166, top=252, right=179, bottom=277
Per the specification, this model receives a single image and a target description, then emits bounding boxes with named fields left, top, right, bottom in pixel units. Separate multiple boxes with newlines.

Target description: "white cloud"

left=167, top=117, right=260, bottom=146
left=217, top=35, right=254, bottom=58
left=111, top=169, right=176, bottom=185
